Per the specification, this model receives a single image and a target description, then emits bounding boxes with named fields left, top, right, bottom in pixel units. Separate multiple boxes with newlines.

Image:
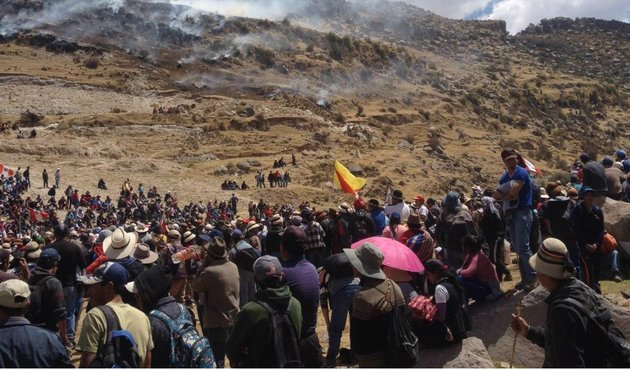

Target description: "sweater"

left=458, top=252, right=499, bottom=284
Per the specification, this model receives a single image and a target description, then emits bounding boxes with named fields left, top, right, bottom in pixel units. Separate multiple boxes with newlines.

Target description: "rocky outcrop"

left=602, top=198, right=630, bottom=244
left=416, top=337, right=494, bottom=368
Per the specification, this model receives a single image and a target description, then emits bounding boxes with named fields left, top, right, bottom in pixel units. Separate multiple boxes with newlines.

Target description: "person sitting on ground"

left=456, top=236, right=503, bottom=303
left=511, top=238, right=628, bottom=367
left=0, top=279, right=73, bottom=367
left=419, top=259, right=469, bottom=348
left=226, top=256, right=303, bottom=368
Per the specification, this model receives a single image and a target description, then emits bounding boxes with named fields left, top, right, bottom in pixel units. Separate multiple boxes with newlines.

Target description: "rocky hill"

left=0, top=0, right=628, bottom=207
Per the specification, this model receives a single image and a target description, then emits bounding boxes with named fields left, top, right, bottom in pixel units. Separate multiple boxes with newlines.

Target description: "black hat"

left=392, top=190, right=403, bottom=201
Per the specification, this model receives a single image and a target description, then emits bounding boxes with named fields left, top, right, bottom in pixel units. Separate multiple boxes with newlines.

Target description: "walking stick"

left=509, top=301, right=524, bottom=368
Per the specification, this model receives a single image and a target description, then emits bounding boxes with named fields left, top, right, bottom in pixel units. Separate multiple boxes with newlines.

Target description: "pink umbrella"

left=351, top=236, right=424, bottom=273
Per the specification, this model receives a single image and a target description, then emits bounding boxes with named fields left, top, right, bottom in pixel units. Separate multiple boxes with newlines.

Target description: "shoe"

left=614, top=274, right=623, bottom=283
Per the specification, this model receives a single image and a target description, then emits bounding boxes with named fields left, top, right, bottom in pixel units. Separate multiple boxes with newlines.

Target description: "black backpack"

left=91, top=305, right=143, bottom=368
left=26, top=276, right=55, bottom=328
left=561, top=298, right=630, bottom=368
left=233, top=246, right=260, bottom=272
left=351, top=210, right=375, bottom=242
left=382, top=280, right=419, bottom=367
left=257, top=300, right=303, bottom=368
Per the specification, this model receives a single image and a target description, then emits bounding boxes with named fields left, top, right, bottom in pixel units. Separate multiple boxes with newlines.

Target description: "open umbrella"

left=351, top=236, right=424, bottom=273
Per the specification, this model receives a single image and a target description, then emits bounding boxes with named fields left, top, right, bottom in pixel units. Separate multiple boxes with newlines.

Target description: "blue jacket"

left=370, top=209, right=387, bottom=235
left=0, top=317, right=73, bottom=368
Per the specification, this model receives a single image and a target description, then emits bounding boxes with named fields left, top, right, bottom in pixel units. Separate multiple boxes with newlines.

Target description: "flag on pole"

left=518, top=154, right=542, bottom=176
left=29, top=208, right=49, bottom=223
left=333, top=160, right=366, bottom=198
left=0, top=164, right=15, bottom=177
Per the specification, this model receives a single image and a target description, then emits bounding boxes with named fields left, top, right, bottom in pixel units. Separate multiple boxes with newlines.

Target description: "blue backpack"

left=150, top=304, right=216, bottom=368
left=91, top=305, right=142, bottom=368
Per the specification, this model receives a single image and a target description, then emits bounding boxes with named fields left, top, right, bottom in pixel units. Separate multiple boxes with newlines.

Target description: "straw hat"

left=132, top=243, right=159, bottom=265
left=103, top=227, right=138, bottom=260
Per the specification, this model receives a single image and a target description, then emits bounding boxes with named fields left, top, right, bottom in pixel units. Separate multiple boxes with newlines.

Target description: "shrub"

left=84, top=57, right=100, bottom=69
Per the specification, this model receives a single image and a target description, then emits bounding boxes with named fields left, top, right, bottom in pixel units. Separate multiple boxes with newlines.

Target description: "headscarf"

left=481, top=196, right=500, bottom=219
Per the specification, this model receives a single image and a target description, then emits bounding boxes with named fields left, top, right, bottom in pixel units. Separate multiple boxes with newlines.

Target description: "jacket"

left=27, top=267, right=66, bottom=332
left=526, top=279, right=609, bottom=367
left=226, top=285, right=302, bottom=368
left=192, top=257, right=240, bottom=329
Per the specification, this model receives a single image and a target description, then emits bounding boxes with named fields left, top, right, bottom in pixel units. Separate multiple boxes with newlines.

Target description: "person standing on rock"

left=494, top=148, right=537, bottom=291
left=511, top=238, right=628, bottom=367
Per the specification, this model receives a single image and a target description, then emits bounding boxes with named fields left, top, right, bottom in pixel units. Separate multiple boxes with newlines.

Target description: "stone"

left=602, top=198, right=630, bottom=243
left=236, top=161, right=251, bottom=172
left=247, top=159, right=262, bottom=167
left=348, top=164, right=364, bottom=176
left=469, top=284, right=630, bottom=368
left=399, top=139, right=413, bottom=150
left=416, top=337, right=494, bottom=368
left=423, top=146, right=433, bottom=153
left=213, top=166, right=228, bottom=175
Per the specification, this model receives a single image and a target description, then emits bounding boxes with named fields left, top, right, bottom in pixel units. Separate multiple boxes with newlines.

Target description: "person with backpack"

left=435, top=192, right=477, bottom=270
left=229, top=229, right=259, bottom=307
left=0, top=279, right=74, bottom=367
left=419, top=259, right=469, bottom=348
left=226, top=255, right=303, bottom=368
left=511, top=238, right=630, bottom=367
left=344, top=243, right=410, bottom=367
left=26, top=248, right=67, bottom=343
left=126, top=265, right=216, bottom=368
left=351, top=199, right=377, bottom=243
left=77, top=262, right=153, bottom=367
left=192, top=235, right=239, bottom=368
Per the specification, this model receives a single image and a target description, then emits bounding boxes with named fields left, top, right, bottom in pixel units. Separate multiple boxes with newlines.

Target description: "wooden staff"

left=509, top=301, right=524, bottom=368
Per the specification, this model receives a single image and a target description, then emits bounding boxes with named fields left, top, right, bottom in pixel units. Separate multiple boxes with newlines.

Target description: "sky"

left=405, top=0, right=630, bottom=34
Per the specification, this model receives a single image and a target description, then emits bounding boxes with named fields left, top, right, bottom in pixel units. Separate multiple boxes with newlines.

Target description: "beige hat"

left=168, top=229, right=181, bottom=239
left=246, top=221, right=260, bottom=233
left=338, top=202, right=351, bottom=213
left=135, top=223, right=148, bottom=233
left=1, top=243, right=10, bottom=250
left=69, top=230, right=80, bottom=238
left=132, top=243, right=159, bottom=265
left=24, top=241, right=41, bottom=259
left=103, top=227, right=138, bottom=260
left=529, top=238, right=573, bottom=280
left=0, top=279, right=31, bottom=308
left=182, top=231, right=196, bottom=244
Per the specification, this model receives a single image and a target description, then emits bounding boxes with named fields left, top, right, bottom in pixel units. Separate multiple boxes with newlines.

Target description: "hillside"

left=1, top=0, right=629, bottom=208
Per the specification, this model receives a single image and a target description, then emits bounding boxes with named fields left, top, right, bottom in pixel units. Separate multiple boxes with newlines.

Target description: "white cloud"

left=401, top=0, right=492, bottom=19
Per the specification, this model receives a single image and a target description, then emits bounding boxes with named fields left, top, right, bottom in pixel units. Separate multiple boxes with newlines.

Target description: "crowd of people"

left=0, top=147, right=628, bottom=367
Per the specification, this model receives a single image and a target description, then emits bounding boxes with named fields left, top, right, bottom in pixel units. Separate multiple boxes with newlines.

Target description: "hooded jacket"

left=226, top=285, right=302, bottom=368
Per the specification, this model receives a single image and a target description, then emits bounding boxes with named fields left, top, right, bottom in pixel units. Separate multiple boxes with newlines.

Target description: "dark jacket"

left=27, top=267, right=66, bottom=332
left=226, top=285, right=302, bottom=368
left=570, top=203, right=604, bottom=251
left=0, top=317, right=73, bottom=368
left=264, top=227, right=283, bottom=256
left=526, top=279, right=609, bottom=367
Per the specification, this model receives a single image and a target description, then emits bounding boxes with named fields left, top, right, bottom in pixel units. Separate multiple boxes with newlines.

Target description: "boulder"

left=602, top=198, right=630, bottom=243
left=236, top=161, right=251, bottom=172
left=469, top=284, right=630, bottom=367
left=398, top=139, right=413, bottom=150
left=247, top=159, right=262, bottom=167
left=348, top=164, right=364, bottom=176
left=213, top=166, right=228, bottom=175
left=416, top=337, right=494, bottom=368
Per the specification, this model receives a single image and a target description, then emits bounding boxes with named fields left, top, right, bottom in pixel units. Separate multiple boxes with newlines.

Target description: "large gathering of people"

left=0, top=147, right=628, bottom=367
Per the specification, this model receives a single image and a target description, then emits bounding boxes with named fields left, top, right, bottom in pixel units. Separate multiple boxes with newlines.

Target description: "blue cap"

left=80, top=262, right=129, bottom=286
left=231, top=229, right=243, bottom=239
left=580, top=186, right=595, bottom=198
left=38, top=248, right=61, bottom=269
left=616, top=150, right=627, bottom=160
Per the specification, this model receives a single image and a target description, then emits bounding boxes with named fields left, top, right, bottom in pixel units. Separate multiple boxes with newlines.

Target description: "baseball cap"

left=38, top=248, right=61, bottom=269
left=0, top=279, right=31, bottom=308
left=253, top=255, right=283, bottom=284
left=501, top=147, right=518, bottom=161
left=80, top=262, right=129, bottom=287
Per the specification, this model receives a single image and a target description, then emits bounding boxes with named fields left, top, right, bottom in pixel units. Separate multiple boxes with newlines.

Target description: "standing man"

left=193, top=236, right=240, bottom=368
left=280, top=226, right=324, bottom=368
left=230, top=193, right=239, bottom=214
left=494, top=148, right=537, bottom=291
left=54, top=168, right=61, bottom=189
left=48, top=223, right=86, bottom=347
left=384, top=189, right=411, bottom=223
left=300, top=208, right=327, bottom=268
left=42, top=169, right=49, bottom=189
left=0, top=279, right=73, bottom=367
left=23, top=166, right=30, bottom=188
left=511, top=238, right=627, bottom=367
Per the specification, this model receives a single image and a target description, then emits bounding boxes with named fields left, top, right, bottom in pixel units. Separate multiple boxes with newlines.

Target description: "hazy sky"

left=405, top=0, right=630, bottom=34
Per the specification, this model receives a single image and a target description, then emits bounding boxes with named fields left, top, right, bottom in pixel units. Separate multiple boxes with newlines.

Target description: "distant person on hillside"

left=42, top=169, right=48, bottom=188
left=54, top=168, right=61, bottom=189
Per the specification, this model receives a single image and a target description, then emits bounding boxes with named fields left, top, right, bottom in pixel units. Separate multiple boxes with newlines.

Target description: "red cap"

left=353, top=198, right=366, bottom=209
left=414, top=194, right=425, bottom=202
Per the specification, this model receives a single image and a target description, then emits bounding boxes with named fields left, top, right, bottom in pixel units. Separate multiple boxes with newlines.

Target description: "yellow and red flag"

left=333, top=160, right=366, bottom=198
